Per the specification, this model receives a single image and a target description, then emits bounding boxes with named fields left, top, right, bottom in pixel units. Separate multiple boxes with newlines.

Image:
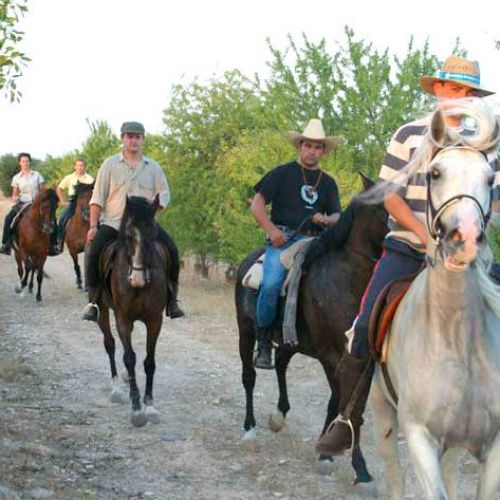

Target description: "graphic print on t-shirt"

left=300, top=185, right=319, bottom=205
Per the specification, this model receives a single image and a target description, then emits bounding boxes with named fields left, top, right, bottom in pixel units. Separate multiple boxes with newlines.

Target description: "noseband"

left=425, top=147, right=492, bottom=244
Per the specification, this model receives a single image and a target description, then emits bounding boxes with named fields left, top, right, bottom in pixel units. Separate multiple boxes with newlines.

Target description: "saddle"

left=367, top=272, right=420, bottom=403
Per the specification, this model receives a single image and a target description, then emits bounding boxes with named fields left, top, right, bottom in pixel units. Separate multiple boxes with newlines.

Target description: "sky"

left=1, top=0, right=499, bottom=159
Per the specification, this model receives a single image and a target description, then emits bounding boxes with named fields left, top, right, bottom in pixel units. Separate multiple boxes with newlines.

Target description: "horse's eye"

left=487, top=174, right=494, bottom=187
left=430, top=167, right=440, bottom=180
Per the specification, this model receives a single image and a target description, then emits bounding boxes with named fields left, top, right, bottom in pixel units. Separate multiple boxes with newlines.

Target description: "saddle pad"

left=242, top=255, right=265, bottom=290
left=368, top=275, right=415, bottom=359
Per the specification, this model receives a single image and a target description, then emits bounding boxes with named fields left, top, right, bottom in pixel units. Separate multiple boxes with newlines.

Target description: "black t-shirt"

left=253, top=161, right=341, bottom=231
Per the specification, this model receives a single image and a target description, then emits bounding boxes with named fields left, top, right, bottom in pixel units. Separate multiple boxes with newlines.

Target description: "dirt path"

left=0, top=194, right=491, bottom=499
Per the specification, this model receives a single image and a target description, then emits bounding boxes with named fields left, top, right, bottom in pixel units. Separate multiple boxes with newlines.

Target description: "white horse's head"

left=424, top=99, right=499, bottom=272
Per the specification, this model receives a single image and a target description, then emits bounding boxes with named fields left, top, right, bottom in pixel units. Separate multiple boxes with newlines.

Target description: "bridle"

left=425, top=147, right=492, bottom=245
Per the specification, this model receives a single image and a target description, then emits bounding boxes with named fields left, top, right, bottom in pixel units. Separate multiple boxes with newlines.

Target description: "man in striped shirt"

left=316, top=55, right=500, bottom=456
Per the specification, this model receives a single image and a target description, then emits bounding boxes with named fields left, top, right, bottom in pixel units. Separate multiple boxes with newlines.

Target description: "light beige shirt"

left=90, top=153, right=170, bottom=230
left=57, top=172, right=94, bottom=197
left=11, top=170, right=45, bottom=203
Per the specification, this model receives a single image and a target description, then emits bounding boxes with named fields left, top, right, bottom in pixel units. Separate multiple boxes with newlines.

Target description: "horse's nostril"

left=477, top=232, right=485, bottom=244
left=450, top=229, right=463, bottom=243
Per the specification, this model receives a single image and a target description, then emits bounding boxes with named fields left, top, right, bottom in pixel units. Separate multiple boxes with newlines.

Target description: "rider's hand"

left=312, top=213, right=328, bottom=226
left=269, top=227, right=288, bottom=247
left=87, top=226, right=98, bottom=242
left=415, top=226, right=428, bottom=246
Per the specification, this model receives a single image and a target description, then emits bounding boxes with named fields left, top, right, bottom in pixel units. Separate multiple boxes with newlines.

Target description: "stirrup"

left=328, top=414, right=356, bottom=455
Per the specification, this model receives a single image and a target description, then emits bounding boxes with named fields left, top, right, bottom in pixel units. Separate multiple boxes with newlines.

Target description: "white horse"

left=370, top=99, right=500, bottom=500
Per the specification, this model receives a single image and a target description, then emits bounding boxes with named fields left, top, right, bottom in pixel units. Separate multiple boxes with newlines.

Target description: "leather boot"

left=315, top=352, right=373, bottom=455
left=82, top=287, right=100, bottom=322
left=254, top=328, right=274, bottom=369
left=166, top=282, right=185, bottom=318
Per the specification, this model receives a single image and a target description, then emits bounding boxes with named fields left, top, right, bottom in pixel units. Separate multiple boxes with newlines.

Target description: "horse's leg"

left=70, top=250, right=82, bottom=289
left=315, top=360, right=340, bottom=476
left=28, top=267, right=35, bottom=293
left=35, top=264, right=44, bottom=302
left=239, top=319, right=258, bottom=448
left=117, top=316, right=146, bottom=427
left=476, top=431, right=500, bottom=500
left=268, top=347, right=294, bottom=433
left=17, top=259, right=30, bottom=295
left=370, top=371, right=403, bottom=499
left=441, top=448, right=458, bottom=500
left=406, top=423, right=447, bottom=499
left=143, top=318, right=162, bottom=424
left=97, top=305, right=126, bottom=404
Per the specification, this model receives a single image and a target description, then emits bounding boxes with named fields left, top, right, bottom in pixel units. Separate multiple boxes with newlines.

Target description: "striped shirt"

left=379, top=116, right=500, bottom=251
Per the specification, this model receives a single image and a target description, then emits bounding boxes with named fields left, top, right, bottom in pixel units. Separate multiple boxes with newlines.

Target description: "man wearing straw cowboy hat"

left=250, top=118, right=341, bottom=369
left=315, top=55, right=500, bottom=456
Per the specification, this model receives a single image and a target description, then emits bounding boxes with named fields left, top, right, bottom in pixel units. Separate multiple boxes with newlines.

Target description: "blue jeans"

left=351, top=238, right=425, bottom=357
left=256, top=228, right=308, bottom=329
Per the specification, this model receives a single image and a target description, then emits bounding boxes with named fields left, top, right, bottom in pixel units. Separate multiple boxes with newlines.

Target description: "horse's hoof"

left=242, top=428, right=259, bottom=452
left=146, top=406, right=160, bottom=424
left=268, top=411, right=286, bottom=433
left=77, top=284, right=83, bottom=290
left=121, top=371, right=130, bottom=383
left=131, top=410, right=147, bottom=427
left=111, top=388, right=128, bottom=404
left=15, top=286, right=21, bottom=294
left=353, top=479, right=378, bottom=498
left=36, top=297, right=42, bottom=303
left=316, top=457, right=335, bottom=476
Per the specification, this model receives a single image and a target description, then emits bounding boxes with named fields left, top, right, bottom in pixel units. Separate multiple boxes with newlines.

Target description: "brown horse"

left=95, top=196, right=171, bottom=426
left=13, top=188, right=59, bottom=301
left=64, top=182, right=94, bottom=289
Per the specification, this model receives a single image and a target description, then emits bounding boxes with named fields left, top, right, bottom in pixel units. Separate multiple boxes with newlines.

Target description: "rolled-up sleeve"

left=90, top=161, right=110, bottom=208
left=155, top=167, right=170, bottom=208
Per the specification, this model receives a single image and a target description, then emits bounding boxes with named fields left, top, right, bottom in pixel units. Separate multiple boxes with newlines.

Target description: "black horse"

left=235, top=175, right=388, bottom=490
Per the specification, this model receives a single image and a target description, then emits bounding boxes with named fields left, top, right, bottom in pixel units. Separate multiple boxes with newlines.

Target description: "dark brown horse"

left=95, top=196, right=170, bottom=427
left=13, top=188, right=58, bottom=301
left=235, top=176, right=388, bottom=493
left=64, top=182, right=94, bottom=289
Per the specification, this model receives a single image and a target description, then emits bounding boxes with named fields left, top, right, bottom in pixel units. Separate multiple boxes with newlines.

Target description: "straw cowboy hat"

left=287, top=119, right=341, bottom=154
left=419, top=55, right=494, bottom=97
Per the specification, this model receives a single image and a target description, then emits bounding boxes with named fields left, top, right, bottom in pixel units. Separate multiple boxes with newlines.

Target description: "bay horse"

left=370, top=99, right=500, bottom=499
left=64, top=182, right=94, bottom=289
left=95, top=196, right=170, bottom=427
left=13, top=188, right=58, bottom=301
left=235, top=175, right=388, bottom=491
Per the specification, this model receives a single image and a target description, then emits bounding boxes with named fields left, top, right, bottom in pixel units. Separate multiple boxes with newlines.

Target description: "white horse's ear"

left=430, top=108, right=447, bottom=147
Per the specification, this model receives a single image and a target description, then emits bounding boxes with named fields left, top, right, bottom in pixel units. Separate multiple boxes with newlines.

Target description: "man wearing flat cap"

left=82, top=121, right=184, bottom=321
left=315, top=55, right=500, bottom=457
left=250, top=118, right=341, bottom=368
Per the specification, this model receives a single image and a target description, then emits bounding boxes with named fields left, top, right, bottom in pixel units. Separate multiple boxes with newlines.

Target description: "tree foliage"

left=0, top=0, right=30, bottom=102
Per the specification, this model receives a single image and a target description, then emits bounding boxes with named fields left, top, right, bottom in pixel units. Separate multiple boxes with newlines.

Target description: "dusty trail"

left=0, top=193, right=489, bottom=499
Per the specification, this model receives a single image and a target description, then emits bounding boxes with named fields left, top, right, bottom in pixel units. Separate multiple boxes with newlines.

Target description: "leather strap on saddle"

left=368, top=272, right=419, bottom=404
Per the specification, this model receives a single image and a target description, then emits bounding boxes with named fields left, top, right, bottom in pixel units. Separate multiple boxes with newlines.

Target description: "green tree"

left=0, top=153, right=18, bottom=195
left=80, top=119, right=120, bottom=175
left=0, top=0, right=30, bottom=102
left=161, top=70, right=268, bottom=275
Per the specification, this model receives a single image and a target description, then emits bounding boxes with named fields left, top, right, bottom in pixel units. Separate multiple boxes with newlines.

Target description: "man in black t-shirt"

left=250, top=119, right=341, bottom=368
